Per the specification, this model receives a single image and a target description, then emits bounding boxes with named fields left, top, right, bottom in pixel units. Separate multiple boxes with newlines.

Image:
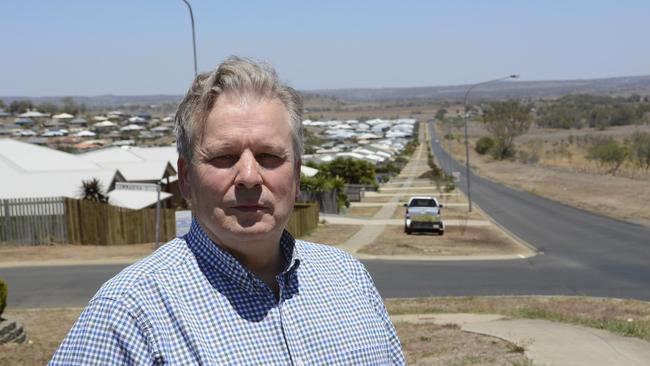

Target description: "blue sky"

left=1, top=0, right=648, bottom=96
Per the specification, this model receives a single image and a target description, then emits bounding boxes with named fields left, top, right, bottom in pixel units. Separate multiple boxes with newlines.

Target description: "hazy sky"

left=1, top=0, right=648, bottom=96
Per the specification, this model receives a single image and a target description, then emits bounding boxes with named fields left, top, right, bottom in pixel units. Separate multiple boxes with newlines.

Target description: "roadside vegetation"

left=387, top=296, right=650, bottom=343
left=436, top=94, right=650, bottom=225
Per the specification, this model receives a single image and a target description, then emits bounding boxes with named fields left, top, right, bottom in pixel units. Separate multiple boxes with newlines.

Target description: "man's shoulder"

left=294, top=239, right=364, bottom=272
left=93, top=237, right=194, bottom=302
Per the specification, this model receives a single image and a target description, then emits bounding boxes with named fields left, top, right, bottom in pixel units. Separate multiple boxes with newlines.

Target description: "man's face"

left=178, top=93, right=300, bottom=250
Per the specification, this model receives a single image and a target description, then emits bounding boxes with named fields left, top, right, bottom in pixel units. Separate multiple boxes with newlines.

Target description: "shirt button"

left=295, top=358, right=305, bottom=366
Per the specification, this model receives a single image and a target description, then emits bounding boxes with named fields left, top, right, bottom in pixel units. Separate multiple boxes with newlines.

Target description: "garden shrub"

left=0, top=278, right=7, bottom=317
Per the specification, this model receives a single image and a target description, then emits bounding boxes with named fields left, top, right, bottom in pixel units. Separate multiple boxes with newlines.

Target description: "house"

left=0, top=139, right=171, bottom=209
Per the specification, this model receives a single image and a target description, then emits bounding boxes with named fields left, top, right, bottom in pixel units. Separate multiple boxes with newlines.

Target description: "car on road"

left=404, top=196, right=444, bottom=235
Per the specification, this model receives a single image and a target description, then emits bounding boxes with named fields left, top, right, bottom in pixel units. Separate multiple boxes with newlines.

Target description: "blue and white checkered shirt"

left=50, top=219, right=404, bottom=365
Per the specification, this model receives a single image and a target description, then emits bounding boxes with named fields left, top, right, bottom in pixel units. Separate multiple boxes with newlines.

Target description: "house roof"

left=79, top=145, right=179, bottom=167
left=1, top=168, right=121, bottom=199
left=96, top=161, right=176, bottom=181
left=107, top=189, right=172, bottom=210
left=0, top=138, right=101, bottom=173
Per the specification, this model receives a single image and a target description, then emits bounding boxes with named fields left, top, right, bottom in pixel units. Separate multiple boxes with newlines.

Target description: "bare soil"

left=359, top=224, right=527, bottom=256
left=0, top=308, right=83, bottom=366
left=298, top=223, right=362, bottom=246
left=343, top=206, right=382, bottom=218
left=395, top=322, right=529, bottom=366
left=0, top=243, right=154, bottom=266
left=391, top=206, right=484, bottom=221
left=0, top=224, right=361, bottom=265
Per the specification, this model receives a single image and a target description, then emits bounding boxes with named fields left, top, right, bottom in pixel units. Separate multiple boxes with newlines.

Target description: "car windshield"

left=410, top=199, right=437, bottom=207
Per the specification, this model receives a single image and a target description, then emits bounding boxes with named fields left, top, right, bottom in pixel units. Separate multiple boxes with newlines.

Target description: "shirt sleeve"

left=361, top=267, right=406, bottom=365
left=49, top=297, right=157, bottom=366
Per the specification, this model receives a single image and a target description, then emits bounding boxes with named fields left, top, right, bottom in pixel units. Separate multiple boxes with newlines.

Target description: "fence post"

left=1, top=200, right=8, bottom=242
left=155, top=183, right=161, bottom=249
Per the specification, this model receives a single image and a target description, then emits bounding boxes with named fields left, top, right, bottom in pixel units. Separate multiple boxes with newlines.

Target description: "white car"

left=403, top=196, right=444, bottom=235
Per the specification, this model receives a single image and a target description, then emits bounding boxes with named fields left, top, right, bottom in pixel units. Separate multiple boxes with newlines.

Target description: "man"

left=50, top=57, right=404, bottom=365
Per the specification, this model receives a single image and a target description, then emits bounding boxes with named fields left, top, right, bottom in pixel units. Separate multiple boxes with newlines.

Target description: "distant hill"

left=311, top=75, right=650, bottom=103
left=2, top=75, right=650, bottom=108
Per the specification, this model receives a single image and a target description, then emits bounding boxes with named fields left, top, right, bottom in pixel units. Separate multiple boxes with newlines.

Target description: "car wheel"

left=438, top=230, right=444, bottom=236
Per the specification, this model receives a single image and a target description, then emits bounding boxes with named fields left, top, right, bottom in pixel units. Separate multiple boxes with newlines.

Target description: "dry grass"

left=298, top=223, right=362, bottom=246
left=360, top=195, right=395, bottom=204
left=436, top=122, right=650, bottom=226
left=391, top=206, right=484, bottom=221
left=343, top=206, right=382, bottom=218
left=395, top=322, right=529, bottom=366
left=359, top=224, right=527, bottom=256
left=0, top=243, right=154, bottom=265
left=0, top=308, right=83, bottom=366
left=387, top=296, right=650, bottom=342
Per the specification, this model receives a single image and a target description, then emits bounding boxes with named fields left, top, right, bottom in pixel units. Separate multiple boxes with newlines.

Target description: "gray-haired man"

left=50, top=57, right=405, bottom=365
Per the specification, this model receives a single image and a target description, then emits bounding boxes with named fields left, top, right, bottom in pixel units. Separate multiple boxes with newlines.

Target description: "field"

left=436, top=122, right=650, bottom=226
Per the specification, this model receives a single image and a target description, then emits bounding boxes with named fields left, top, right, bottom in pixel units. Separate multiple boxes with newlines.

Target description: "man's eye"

left=257, top=153, right=283, bottom=168
left=210, top=155, right=238, bottom=167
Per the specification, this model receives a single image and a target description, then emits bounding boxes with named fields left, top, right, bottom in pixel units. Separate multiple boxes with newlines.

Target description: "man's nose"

left=234, top=150, right=262, bottom=188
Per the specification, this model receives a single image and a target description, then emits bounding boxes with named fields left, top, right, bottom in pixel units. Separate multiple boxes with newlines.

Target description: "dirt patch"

left=395, top=322, right=529, bottom=366
left=1, top=308, right=83, bottom=365
left=0, top=243, right=154, bottom=266
left=360, top=195, right=395, bottom=204
left=343, top=206, right=382, bottom=218
left=391, top=206, right=484, bottom=221
left=298, top=223, right=362, bottom=246
left=359, top=225, right=527, bottom=256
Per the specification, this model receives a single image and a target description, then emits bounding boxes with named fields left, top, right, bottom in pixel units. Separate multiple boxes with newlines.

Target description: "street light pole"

left=181, top=0, right=198, bottom=77
left=463, top=74, right=519, bottom=212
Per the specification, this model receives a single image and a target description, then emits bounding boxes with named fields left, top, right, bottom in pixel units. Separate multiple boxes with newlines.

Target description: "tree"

left=321, top=157, right=376, bottom=186
left=587, top=137, right=628, bottom=175
left=630, top=131, right=650, bottom=171
left=37, top=102, right=59, bottom=114
left=435, top=108, right=447, bottom=121
left=8, top=100, right=34, bottom=114
left=0, top=99, right=5, bottom=109
left=61, top=96, right=80, bottom=115
left=80, top=178, right=109, bottom=203
left=482, top=100, right=532, bottom=160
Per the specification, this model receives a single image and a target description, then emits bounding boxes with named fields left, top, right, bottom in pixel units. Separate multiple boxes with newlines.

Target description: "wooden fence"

left=0, top=198, right=67, bottom=245
left=286, top=202, right=320, bottom=238
left=1, top=197, right=318, bottom=246
left=65, top=198, right=176, bottom=245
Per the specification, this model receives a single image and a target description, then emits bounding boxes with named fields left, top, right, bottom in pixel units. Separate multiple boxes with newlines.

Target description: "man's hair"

left=174, top=56, right=304, bottom=162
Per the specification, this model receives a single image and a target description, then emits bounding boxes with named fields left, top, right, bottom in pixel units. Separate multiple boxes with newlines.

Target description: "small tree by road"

left=587, top=137, right=629, bottom=175
left=482, top=101, right=533, bottom=160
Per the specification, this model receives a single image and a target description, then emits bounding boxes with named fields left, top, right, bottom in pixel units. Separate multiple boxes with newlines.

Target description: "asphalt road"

left=2, top=121, right=649, bottom=308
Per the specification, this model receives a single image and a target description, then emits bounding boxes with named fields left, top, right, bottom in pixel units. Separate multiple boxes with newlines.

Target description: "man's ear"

left=177, top=156, right=192, bottom=201
left=294, top=159, right=302, bottom=200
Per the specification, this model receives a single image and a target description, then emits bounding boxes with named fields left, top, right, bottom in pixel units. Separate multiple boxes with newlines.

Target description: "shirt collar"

left=185, top=218, right=301, bottom=293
